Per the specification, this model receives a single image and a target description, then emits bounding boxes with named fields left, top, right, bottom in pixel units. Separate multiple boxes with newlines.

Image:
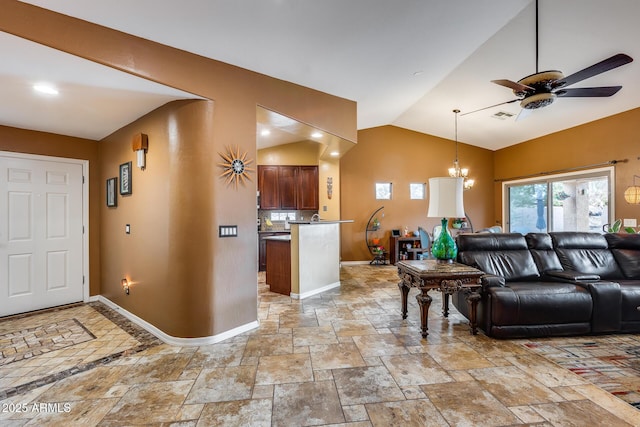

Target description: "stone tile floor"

left=0, top=264, right=638, bottom=426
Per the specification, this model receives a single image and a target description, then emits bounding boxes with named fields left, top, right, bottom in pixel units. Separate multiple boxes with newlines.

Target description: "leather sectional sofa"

left=451, top=232, right=640, bottom=338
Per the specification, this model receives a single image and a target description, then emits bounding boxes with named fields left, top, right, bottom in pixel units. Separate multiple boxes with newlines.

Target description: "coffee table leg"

left=466, top=291, right=481, bottom=335
left=415, top=289, right=432, bottom=338
left=442, top=293, right=450, bottom=317
left=398, top=282, right=410, bottom=319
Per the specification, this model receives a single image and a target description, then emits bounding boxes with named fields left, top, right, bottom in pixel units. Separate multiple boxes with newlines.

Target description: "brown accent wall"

left=340, top=126, right=494, bottom=261
left=100, top=100, right=218, bottom=337
left=1, top=1, right=356, bottom=338
left=0, top=125, right=101, bottom=295
left=494, top=108, right=640, bottom=226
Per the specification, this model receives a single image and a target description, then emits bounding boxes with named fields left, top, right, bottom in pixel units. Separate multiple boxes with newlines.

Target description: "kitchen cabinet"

left=257, top=165, right=318, bottom=210
left=258, top=165, right=280, bottom=209
left=265, top=237, right=291, bottom=296
left=259, top=232, right=290, bottom=271
left=297, top=166, right=319, bottom=210
left=278, top=166, right=298, bottom=209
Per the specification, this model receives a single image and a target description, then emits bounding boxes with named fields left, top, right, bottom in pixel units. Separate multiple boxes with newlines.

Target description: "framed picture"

left=119, top=161, right=132, bottom=195
left=106, top=177, right=117, bottom=207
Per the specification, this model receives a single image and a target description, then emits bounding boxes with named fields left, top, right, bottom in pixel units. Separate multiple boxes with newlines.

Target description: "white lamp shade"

left=427, top=177, right=465, bottom=218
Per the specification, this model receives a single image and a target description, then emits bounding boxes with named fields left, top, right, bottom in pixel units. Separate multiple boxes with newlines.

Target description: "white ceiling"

left=4, top=0, right=640, bottom=150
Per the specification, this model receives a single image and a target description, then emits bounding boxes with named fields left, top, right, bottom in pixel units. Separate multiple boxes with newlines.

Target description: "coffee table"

left=397, top=260, right=483, bottom=338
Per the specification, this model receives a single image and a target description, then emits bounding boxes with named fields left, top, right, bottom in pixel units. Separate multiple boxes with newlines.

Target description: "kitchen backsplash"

left=258, top=209, right=318, bottom=231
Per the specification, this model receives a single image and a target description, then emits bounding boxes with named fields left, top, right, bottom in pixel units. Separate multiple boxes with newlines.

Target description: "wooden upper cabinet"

left=258, top=165, right=279, bottom=209
left=258, top=165, right=318, bottom=210
left=297, top=166, right=319, bottom=210
left=278, top=166, right=298, bottom=210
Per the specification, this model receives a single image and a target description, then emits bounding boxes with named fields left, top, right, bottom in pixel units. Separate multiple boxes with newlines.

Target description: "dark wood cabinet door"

left=278, top=166, right=298, bottom=209
left=297, top=166, right=319, bottom=210
left=258, top=165, right=280, bottom=209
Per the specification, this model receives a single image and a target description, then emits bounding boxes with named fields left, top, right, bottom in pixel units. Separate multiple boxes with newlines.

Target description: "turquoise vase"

left=431, top=218, right=458, bottom=262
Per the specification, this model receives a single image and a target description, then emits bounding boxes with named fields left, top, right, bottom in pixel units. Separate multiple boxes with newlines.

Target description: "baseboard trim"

left=290, top=281, right=341, bottom=300
left=90, top=295, right=259, bottom=346
left=341, top=260, right=381, bottom=266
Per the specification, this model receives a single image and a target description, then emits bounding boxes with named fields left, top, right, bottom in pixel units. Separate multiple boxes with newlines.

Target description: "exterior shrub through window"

left=504, top=167, right=613, bottom=234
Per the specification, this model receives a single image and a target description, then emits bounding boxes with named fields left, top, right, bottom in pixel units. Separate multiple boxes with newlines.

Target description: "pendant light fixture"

left=624, top=175, right=640, bottom=204
left=448, top=109, right=474, bottom=190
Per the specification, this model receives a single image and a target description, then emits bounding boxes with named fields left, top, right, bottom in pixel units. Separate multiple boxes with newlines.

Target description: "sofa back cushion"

left=525, top=233, right=563, bottom=273
left=550, top=232, right=624, bottom=279
left=604, top=233, right=640, bottom=279
left=457, top=233, right=540, bottom=281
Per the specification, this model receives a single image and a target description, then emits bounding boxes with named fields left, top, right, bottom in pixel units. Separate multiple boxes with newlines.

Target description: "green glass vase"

left=431, top=218, right=458, bottom=262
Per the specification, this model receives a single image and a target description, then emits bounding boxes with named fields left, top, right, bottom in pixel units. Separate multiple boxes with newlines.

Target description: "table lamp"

left=427, top=177, right=465, bottom=262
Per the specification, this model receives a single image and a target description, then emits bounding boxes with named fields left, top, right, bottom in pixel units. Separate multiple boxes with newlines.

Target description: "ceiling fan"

left=463, top=0, right=633, bottom=119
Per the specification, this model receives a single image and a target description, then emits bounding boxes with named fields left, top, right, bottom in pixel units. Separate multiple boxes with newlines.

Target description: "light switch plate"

left=623, top=218, right=637, bottom=227
left=125, top=224, right=130, bottom=234
left=219, top=225, right=238, bottom=237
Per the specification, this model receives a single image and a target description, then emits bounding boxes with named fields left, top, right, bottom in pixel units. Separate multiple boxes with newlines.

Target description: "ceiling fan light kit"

left=520, top=92, right=556, bottom=110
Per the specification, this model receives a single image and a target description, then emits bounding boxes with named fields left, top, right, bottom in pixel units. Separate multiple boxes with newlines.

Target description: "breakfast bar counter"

left=264, top=220, right=352, bottom=299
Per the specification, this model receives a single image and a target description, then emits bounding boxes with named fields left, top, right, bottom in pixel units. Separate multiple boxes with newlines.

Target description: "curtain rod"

left=494, top=159, right=627, bottom=183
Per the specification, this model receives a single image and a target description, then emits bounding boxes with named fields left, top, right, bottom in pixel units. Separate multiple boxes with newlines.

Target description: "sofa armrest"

left=480, top=274, right=506, bottom=290
left=544, top=270, right=601, bottom=283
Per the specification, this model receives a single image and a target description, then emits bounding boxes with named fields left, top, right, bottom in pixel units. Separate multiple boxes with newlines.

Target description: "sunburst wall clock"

left=218, top=145, right=254, bottom=189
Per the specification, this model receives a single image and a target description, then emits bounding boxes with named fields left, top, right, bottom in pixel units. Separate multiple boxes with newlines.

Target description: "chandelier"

left=448, top=109, right=474, bottom=190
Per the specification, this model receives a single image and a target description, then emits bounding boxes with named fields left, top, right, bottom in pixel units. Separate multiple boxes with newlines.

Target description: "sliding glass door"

left=504, top=167, right=613, bottom=234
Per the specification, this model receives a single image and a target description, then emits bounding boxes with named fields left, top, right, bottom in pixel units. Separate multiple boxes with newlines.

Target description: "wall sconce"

left=121, top=278, right=130, bottom=295
left=132, top=133, right=148, bottom=170
left=624, top=175, right=640, bottom=204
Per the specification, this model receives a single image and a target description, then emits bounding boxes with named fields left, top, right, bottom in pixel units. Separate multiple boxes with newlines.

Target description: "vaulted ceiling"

left=3, top=0, right=639, bottom=150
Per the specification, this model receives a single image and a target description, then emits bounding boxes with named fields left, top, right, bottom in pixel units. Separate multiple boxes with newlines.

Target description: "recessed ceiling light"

left=33, top=83, right=59, bottom=96
left=311, top=132, right=323, bottom=138
left=260, top=129, right=271, bottom=136
left=330, top=151, right=340, bottom=157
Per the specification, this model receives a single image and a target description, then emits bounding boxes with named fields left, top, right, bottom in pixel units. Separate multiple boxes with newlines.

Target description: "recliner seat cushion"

left=487, top=282, right=592, bottom=326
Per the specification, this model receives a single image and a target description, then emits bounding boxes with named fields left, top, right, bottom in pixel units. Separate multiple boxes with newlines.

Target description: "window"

left=504, top=167, right=613, bottom=234
left=269, top=212, right=297, bottom=221
left=375, top=182, right=392, bottom=200
left=409, top=183, right=425, bottom=200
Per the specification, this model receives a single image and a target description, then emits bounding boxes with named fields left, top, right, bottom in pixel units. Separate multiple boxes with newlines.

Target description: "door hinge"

left=82, top=175, right=85, bottom=184
left=82, top=226, right=85, bottom=234
left=82, top=276, right=85, bottom=284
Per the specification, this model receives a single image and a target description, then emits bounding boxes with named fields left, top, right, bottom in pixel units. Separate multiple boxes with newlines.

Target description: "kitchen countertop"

left=262, top=234, right=291, bottom=241
left=288, top=220, right=354, bottom=224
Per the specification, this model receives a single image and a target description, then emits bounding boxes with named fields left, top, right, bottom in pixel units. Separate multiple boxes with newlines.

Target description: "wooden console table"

left=397, top=260, right=483, bottom=338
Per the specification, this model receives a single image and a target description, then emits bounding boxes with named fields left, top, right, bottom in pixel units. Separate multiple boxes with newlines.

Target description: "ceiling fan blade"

left=492, top=79, right=534, bottom=93
left=515, top=107, right=534, bottom=121
left=460, top=99, right=519, bottom=116
left=555, top=86, right=622, bottom=97
left=554, top=53, right=633, bottom=88
left=554, top=86, right=622, bottom=98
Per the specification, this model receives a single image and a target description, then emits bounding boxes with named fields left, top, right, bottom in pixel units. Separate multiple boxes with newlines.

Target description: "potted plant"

left=452, top=218, right=464, bottom=229
left=605, top=219, right=638, bottom=233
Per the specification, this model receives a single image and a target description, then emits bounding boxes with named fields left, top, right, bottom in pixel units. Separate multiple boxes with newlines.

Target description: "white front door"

left=0, top=155, right=84, bottom=316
